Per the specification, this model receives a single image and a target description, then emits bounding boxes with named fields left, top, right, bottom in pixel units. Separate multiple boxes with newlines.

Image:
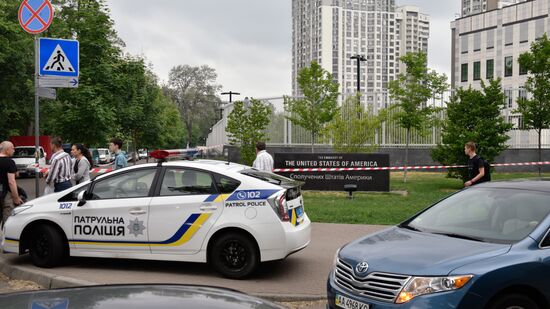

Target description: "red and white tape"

left=272, top=161, right=550, bottom=173
left=29, top=160, right=550, bottom=175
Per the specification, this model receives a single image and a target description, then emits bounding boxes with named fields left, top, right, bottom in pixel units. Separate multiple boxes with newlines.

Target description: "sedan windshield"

left=406, top=187, right=550, bottom=244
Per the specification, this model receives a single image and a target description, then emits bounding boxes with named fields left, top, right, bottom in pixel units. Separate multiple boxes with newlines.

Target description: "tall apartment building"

left=461, top=0, right=528, bottom=16
left=451, top=0, right=549, bottom=140
left=395, top=5, right=430, bottom=74
left=292, top=0, right=429, bottom=108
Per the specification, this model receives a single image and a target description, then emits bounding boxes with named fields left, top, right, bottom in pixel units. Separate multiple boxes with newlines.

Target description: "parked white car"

left=12, top=146, right=46, bottom=177
left=2, top=156, right=311, bottom=279
left=97, top=148, right=113, bottom=164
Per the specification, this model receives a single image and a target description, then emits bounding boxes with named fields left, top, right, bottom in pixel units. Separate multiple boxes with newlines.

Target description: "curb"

left=0, top=255, right=325, bottom=302
left=0, top=256, right=95, bottom=289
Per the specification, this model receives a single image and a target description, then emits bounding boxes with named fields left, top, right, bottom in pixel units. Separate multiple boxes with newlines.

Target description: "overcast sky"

left=105, top=0, right=461, bottom=99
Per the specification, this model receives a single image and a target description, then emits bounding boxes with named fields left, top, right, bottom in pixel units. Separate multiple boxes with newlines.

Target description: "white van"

left=13, top=146, right=46, bottom=177
left=97, top=148, right=113, bottom=164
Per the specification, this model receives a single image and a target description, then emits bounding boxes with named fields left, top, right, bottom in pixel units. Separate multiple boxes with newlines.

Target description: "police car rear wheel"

left=29, top=225, right=66, bottom=268
left=211, top=233, right=259, bottom=279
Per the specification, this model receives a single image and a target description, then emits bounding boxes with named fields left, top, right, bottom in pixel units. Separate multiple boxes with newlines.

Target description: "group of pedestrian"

left=44, top=137, right=127, bottom=193
left=0, top=137, right=128, bottom=225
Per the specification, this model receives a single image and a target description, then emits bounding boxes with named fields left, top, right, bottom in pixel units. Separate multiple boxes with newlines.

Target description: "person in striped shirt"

left=44, top=137, right=73, bottom=192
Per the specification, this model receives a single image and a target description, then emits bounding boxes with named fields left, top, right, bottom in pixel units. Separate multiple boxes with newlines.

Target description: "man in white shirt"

left=252, top=141, right=273, bottom=172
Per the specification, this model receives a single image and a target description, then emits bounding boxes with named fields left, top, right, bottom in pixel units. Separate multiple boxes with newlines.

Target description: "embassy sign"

left=274, top=153, right=390, bottom=192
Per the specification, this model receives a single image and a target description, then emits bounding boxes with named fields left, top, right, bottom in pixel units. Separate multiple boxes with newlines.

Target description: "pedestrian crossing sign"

left=39, top=38, right=79, bottom=77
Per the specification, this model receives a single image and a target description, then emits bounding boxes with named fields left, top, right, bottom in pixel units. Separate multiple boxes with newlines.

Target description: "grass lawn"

left=302, top=172, right=550, bottom=225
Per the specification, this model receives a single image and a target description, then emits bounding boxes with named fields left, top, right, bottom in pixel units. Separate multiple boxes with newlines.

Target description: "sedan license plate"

left=335, top=294, right=370, bottom=309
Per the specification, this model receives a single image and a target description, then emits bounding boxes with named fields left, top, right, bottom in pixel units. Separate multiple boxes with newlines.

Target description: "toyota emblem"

left=355, top=261, right=369, bottom=274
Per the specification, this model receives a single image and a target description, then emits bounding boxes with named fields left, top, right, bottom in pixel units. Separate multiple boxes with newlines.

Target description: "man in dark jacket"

left=0, top=141, right=23, bottom=226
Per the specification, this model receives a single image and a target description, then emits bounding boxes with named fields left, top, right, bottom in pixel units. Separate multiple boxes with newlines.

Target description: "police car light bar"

left=149, top=149, right=200, bottom=160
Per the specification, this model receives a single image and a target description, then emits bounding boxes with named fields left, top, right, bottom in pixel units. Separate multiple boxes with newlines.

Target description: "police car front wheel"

left=210, top=233, right=259, bottom=279
left=29, top=225, right=67, bottom=268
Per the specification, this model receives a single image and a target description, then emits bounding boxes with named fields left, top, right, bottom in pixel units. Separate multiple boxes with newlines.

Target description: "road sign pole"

left=34, top=35, right=40, bottom=198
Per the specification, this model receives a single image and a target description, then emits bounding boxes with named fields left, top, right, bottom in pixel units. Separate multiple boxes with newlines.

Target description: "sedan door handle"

left=129, top=209, right=146, bottom=215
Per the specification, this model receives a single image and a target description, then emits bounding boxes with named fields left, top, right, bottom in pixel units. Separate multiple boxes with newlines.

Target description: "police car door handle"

left=129, top=208, right=146, bottom=215
left=200, top=204, right=217, bottom=211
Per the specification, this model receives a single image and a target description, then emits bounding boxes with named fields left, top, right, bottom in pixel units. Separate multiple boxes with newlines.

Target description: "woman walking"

left=71, top=144, right=92, bottom=184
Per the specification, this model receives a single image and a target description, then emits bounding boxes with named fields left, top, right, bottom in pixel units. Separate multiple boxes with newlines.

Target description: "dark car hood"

left=0, top=284, right=284, bottom=309
left=339, top=227, right=511, bottom=276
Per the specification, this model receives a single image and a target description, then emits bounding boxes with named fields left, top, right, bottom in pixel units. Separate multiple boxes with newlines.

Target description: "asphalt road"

left=1, top=220, right=387, bottom=299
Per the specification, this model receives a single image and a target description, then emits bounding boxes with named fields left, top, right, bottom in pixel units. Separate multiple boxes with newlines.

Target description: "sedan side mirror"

left=77, top=190, right=87, bottom=207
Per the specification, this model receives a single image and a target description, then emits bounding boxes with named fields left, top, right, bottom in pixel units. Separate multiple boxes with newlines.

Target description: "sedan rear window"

left=406, top=188, right=550, bottom=244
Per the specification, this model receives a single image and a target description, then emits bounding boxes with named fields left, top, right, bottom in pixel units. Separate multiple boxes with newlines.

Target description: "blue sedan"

left=327, top=180, right=550, bottom=309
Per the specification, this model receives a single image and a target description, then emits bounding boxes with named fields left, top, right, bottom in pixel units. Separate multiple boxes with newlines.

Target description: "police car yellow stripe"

left=150, top=213, right=210, bottom=247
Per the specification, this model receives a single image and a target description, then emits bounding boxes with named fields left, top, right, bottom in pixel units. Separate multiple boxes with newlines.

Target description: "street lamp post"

left=350, top=54, right=366, bottom=93
left=221, top=91, right=240, bottom=103
left=220, top=91, right=240, bottom=120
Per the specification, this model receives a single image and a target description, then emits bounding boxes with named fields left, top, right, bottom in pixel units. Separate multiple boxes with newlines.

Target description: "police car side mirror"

left=77, top=190, right=87, bottom=207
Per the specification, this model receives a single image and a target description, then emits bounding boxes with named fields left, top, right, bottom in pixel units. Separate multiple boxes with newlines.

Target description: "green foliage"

left=167, top=65, right=221, bottom=147
left=0, top=0, right=34, bottom=139
left=0, top=0, right=185, bottom=149
left=388, top=52, right=448, bottom=182
left=515, top=34, right=550, bottom=166
left=226, top=99, right=271, bottom=165
left=432, top=80, right=512, bottom=181
left=326, top=94, right=384, bottom=153
left=284, top=61, right=339, bottom=152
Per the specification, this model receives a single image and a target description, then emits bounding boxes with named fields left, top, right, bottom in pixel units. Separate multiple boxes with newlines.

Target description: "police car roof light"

left=150, top=150, right=170, bottom=160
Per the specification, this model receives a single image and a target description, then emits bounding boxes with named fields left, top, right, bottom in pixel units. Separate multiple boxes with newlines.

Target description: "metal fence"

left=205, top=90, right=550, bottom=149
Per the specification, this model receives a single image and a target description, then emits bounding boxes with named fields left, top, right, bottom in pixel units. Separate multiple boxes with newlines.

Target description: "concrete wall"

left=227, top=145, right=550, bottom=173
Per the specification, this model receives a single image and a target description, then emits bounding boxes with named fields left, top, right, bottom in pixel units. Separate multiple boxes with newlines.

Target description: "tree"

left=326, top=94, right=384, bottom=153
left=284, top=61, right=339, bottom=153
left=432, top=80, right=512, bottom=181
left=167, top=65, right=221, bottom=148
left=515, top=34, right=550, bottom=176
left=42, top=0, right=124, bottom=145
left=0, top=0, right=37, bottom=138
left=226, top=99, right=271, bottom=165
left=388, top=52, right=448, bottom=182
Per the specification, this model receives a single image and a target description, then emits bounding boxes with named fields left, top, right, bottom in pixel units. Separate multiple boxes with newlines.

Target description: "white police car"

left=2, top=151, right=311, bottom=279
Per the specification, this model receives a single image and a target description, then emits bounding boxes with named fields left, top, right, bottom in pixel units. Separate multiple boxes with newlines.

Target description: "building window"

left=505, top=26, right=513, bottom=46
left=520, top=22, right=528, bottom=43
left=504, top=89, right=513, bottom=108
left=486, top=59, right=494, bottom=80
left=505, top=56, right=513, bottom=77
left=473, top=32, right=481, bottom=52
left=486, top=29, right=494, bottom=49
left=519, top=62, right=528, bottom=75
left=535, top=19, right=545, bottom=39
left=461, top=63, right=468, bottom=82
left=473, top=61, right=481, bottom=81
left=461, top=35, right=468, bottom=54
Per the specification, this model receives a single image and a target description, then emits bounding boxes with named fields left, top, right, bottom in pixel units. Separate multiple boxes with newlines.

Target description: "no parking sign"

left=18, top=0, right=53, bottom=34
